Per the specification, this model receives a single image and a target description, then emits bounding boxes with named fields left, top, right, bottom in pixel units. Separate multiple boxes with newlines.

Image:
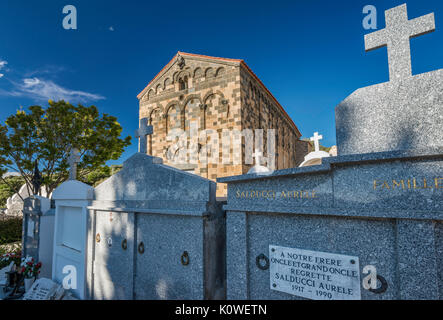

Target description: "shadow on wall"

left=336, top=98, right=422, bottom=155
left=85, top=155, right=226, bottom=300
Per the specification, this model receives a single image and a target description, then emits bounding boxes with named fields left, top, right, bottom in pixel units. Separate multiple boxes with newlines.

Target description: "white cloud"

left=7, top=77, right=105, bottom=103
left=24, top=65, right=67, bottom=78
left=0, top=60, right=104, bottom=103
left=0, top=60, right=8, bottom=78
left=109, top=26, right=114, bottom=31
left=23, top=78, right=40, bottom=87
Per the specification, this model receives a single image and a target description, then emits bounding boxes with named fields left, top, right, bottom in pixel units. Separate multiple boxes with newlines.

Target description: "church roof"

left=137, top=52, right=301, bottom=137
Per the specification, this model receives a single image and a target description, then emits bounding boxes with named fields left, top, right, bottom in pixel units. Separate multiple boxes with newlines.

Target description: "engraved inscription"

left=373, top=177, right=442, bottom=190
left=236, top=190, right=317, bottom=200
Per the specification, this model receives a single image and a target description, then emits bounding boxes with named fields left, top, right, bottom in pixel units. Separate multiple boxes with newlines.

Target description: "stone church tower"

left=137, top=52, right=309, bottom=197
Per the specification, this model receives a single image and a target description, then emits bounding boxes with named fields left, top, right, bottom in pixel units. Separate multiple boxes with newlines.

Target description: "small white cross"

left=252, top=149, right=263, bottom=166
left=68, top=148, right=80, bottom=180
left=135, top=117, right=153, bottom=154
left=310, top=132, right=323, bottom=153
left=364, top=4, right=435, bottom=81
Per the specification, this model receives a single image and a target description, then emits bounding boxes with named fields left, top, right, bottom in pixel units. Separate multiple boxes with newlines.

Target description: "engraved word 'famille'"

left=373, top=178, right=442, bottom=190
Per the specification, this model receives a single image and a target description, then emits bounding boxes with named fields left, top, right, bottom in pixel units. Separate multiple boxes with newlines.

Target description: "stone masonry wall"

left=239, top=66, right=302, bottom=173
left=139, top=54, right=306, bottom=197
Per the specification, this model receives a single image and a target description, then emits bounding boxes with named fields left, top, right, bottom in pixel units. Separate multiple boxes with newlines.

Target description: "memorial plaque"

left=23, top=278, right=65, bottom=300
left=269, top=245, right=361, bottom=300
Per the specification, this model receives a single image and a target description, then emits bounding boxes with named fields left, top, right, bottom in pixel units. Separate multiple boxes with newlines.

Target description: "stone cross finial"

left=177, top=55, right=185, bottom=69
left=135, top=117, right=153, bottom=154
left=252, top=149, right=263, bottom=166
left=68, top=148, right=80, bottom=180
left=364, top=4, right=435, bottom=81
left=310, top=132, right=323, bottom=153
left=31, top=160, right=42, bottom=194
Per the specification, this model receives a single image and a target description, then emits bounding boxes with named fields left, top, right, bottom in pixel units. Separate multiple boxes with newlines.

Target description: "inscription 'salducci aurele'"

left=236, top=190, right=317, bottom=200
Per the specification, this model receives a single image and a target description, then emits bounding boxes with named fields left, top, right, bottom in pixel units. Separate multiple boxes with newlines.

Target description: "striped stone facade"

left=138, top=52, right=309, bottom=197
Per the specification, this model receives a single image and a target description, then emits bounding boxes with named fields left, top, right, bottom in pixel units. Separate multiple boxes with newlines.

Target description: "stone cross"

left=68, top=148, right=80, bottom=180
left=135, top=117, right=153, bottom=154
left=364, top=4, right=435, bottom=81
left=252, top=149, right=263, bottom=167
left=310, top=132, right=323, bottom=153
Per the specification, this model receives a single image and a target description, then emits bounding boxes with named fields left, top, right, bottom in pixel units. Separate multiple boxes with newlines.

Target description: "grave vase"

left=24, top=277, right=35, bottom=292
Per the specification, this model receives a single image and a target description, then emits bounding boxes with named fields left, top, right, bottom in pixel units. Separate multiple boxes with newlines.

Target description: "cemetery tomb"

left=52, top=180, right=94, bottom=300
left=219, top=3, right=443, bottom=300
left=86, top=153, right=226, bottom=300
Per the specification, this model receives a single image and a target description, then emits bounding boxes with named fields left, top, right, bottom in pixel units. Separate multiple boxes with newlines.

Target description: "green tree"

left=80, top=164, right=122, bottom=187
left=0, top=100, right=131, bottom=196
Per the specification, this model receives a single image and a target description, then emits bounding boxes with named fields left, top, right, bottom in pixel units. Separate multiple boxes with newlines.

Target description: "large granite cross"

left=310, top=132, right=323, bottom=153
left=364, top=4, right=435, bottom=81
left=68, top=148, right=80, bottom=180
left=135, top=117, right=153, bottom=154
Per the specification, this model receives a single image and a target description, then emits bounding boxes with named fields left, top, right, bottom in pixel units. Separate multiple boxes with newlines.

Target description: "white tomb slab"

left=52, top=180, right=94, bottom=300
left=22, top=278, right=65, bottom=300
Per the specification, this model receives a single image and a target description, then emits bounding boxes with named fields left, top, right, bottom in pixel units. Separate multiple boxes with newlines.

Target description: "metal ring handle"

left=122, top=239, right=127, bottom=250
left=138, top=242, right=145, bottom=254
left=369, top=275, right=388, bottom=294
left=256, top=254, right=270, bottom=270
left=181, top=251, right=190, bottom=266
left=96, top=233, right=101, bottom=243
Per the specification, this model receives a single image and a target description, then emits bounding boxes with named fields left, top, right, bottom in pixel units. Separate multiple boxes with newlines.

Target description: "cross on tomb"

left=310, top=132, right=323, bottom=153
left=135, top=117, right=153, bottom=154
left=364, top=4, right=435, bottom=81
left=252, top=149, right=264, bottom=167
left=68, top=148, right=80, bottom=180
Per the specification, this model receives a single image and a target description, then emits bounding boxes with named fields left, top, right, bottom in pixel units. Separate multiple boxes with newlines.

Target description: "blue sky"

left=0, top=0, right=442, bottom=163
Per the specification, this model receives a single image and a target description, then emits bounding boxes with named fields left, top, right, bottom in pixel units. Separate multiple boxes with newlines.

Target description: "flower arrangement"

left=0, top=251, right=22, bottom=269
left=20, top=256, right=42, bottom=279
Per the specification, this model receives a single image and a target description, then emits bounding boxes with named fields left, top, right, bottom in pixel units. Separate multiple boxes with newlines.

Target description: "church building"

left=137, top=52, right=310, bottom=197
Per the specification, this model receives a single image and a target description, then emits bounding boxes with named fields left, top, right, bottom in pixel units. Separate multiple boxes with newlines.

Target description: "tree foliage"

left=0, top=100, right=131, bottom=195
left=80, top=164, right=122, bottom=187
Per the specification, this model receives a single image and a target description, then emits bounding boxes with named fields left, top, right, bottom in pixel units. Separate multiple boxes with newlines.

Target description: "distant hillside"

left=2, top=172, right=21, bottom=178
left=301, top=139, right=332, bottom=152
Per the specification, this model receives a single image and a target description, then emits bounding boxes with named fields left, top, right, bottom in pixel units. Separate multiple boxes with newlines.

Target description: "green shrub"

left=0, top=217, right=22, bottom=245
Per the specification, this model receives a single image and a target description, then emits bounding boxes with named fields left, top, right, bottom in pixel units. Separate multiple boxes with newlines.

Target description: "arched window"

left=179, top=76, right=188, bottom=90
